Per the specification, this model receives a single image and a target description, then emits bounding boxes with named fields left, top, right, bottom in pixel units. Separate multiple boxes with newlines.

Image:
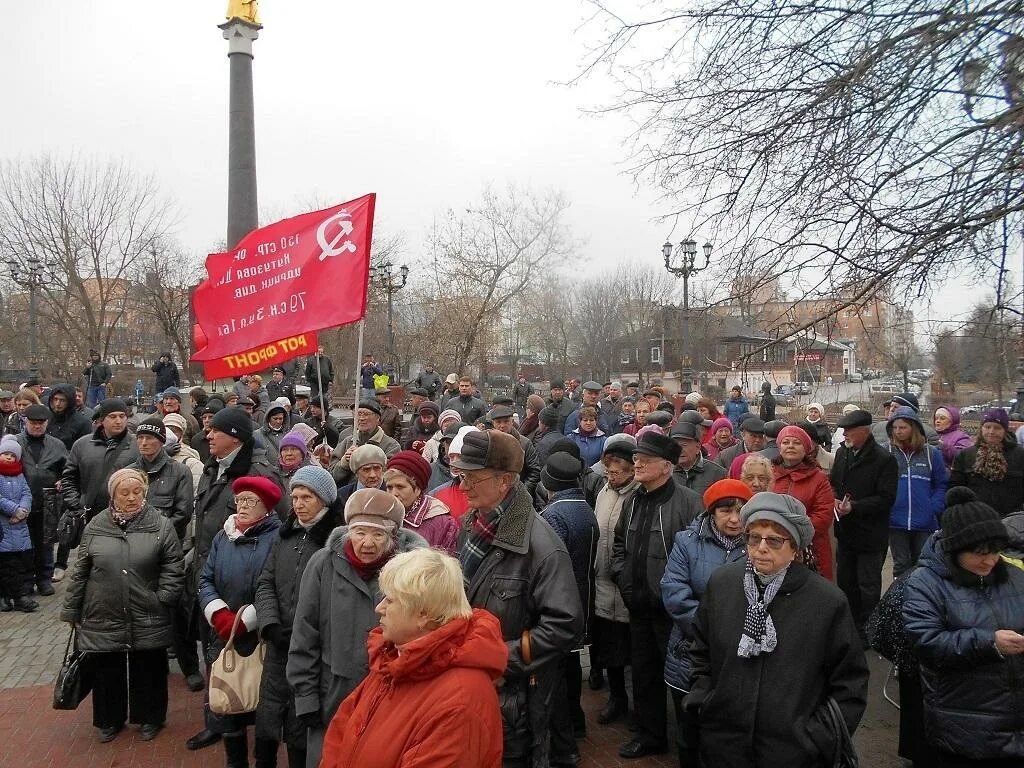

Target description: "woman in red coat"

left=320, top=548, right=507, bottom=768
left=771, top=425, right=836, bottom=581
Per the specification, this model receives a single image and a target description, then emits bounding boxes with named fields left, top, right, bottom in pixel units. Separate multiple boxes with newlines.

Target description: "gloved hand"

left=210, top=608, right=245, bottom=642
left=411, top=440, right=426, bottom=453
left=298, top=711, right=321, bottom=730
left=263, top=623, right=288, bottom=651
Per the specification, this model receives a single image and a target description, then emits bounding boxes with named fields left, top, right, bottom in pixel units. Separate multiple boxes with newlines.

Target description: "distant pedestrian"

left=758, top=382, right=776, bottom=422
left=83, top=349, right=113, bottom=407
left=151, top=352, right=180, bottom=394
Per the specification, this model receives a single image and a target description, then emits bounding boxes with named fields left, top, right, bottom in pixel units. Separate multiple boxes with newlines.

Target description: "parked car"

left=795, top=381, right=813, bottom=395
left=847, top=372, right=864, bottom=383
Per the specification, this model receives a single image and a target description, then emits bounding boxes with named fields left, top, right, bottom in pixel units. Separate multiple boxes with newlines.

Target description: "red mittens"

left=210, top=608, right=247, bottom=641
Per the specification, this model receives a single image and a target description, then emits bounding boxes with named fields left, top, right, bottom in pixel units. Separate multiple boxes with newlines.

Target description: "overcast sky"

left=0, top=1, right=986, bottom=342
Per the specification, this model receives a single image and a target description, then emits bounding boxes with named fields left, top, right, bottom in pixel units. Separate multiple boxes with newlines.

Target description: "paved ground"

left=0, top=559, right=900, bottom=767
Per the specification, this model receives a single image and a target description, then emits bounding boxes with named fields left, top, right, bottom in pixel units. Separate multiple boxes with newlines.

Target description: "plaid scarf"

left=708, top=517, right=745, bottom=551
left=737, top=560, right=788, bottom=658
left=459, top=506, right=502, bottom=587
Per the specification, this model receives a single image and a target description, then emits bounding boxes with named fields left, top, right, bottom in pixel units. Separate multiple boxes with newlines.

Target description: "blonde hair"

left=378, top=549, right=472, bottom=627
left=15, top=388, right=40, bottom=405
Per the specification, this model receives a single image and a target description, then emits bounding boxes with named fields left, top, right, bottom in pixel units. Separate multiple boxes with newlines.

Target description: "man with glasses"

left=454, top=429, right=583, bottom=768
left=611, top=431, right=703, bottom=759
left=184, top=406, right=287, bottom=752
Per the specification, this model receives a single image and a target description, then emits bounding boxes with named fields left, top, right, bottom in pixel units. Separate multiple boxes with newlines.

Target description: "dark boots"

left=224, top=730, right=249, bottom=768
left=253, top=737, right=279, bottom=768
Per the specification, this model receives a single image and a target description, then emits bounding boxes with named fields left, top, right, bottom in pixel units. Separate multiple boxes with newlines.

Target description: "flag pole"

left=354, top=319, right=365, bottom=409
left=314, top=348, right=326, bottom=427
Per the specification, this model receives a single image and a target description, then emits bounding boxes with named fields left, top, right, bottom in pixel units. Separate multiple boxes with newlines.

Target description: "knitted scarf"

left=110, top=504, right=145, bottom=528
left=0, top=460, right=24, bottom=477
left=973, top=441, right=1008, bottom=482
left=708, top=517, right=744, bottom=551
left=458, top=506, right=502, bottom=586
left=737, top=560, right=788, bottom=658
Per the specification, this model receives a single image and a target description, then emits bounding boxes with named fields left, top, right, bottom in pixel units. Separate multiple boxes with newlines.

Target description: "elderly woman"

left=661, top=478, right=753, bottom=765
left=705, top=417, right=736, bottom=460
left=276, top=431, right=311, bottom=480
left=287, top=488, right=426, bottom=768
left=686, top=492, right=868, bottom=767
left=254, top=466, right=342, bottom=768
left=903, top=487, right=1024, bottom=766
left=384, top=450, right=458, bottom=554
left=199, top=476, right=283, bottom=767
left=772, top=425, right=836, bottom=580
left=518, top=394, right=546, bottom=439
left=568, top=406, right=608, bottom=467
left=337, top=444, right=386, bottom=510
left=950, top=408, right=1024, bottom=518
left=739, top=454, right=774, bottom=493
left=933, top=406, right=972, bottom=471
left=319, top=549, right=506, bottom=768
left=61, top=468, right=183, bottom=743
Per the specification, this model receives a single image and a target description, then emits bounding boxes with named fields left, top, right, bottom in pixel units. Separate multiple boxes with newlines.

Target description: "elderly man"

left=402, top=401, right=440, bottom=453
left=599, top=382, right=624, bottom=434
left=671, top=421, right=727, bottom=497
left=444, top=376, right=486, bottom=424
left=375, top=388, right=402, bottom=440
left=487, top=405, right=542, bottom=496
left=830, top=409, right=898, bottom=641
left=0, top=390, right=16, bottom=433
left=15, top=405, right=67, bottom=597
left=130, top=417, right=193, bottom=540
left=54, top=398, right=140, bottom=581
left=162, top=387, right=200, bottom=440
left=546, top=380, right=578, bottom=433
left=336, top=444, right=388, bottom=509
left=265, top=366, right=295, bottom=405
left=185, top=406, right=287, bottom=752
left=611, top=431, right=703, bottom=759
left=330, top=400, right=400, bottom=486
left=455, top=430, right=583, bottom=768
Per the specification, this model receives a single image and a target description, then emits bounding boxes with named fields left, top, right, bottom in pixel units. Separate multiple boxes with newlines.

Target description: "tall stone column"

left=219, top=18, right=262, bottom=249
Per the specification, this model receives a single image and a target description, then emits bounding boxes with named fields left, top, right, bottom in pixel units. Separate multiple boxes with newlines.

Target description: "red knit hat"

left=387, top=450, right=431, bottom=491
left=703, top=478, right=754, bottom=511
left=777, top=425, right=814, bottom=455
left=231, top=475, right=282, bottom=511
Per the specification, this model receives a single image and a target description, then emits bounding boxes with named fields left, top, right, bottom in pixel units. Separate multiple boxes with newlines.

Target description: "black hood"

left=47, top=383, right=79, bottom=422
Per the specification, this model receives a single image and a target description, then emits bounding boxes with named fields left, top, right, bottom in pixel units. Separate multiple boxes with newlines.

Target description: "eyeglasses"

left=460, top=472, right=498, bottom=490
left=744, top=533, right=791, bottom=550
left=234, top=495, right=262, bottom=509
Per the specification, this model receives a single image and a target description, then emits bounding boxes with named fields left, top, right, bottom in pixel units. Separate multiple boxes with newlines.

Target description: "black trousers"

left=936, top=753, right=1021, bottom=767
left=835, top=543, right=885, bottom=630
left=0, top=550, right=33, bottom=599
left=549, top=652, right=584, bottom=760
left=171, top=598, right=200, bottom=677
left=26, top=507, right=54, bottom=583
left=629, top=610, right=671, bottom=747
left=670, top=689, right=700, bottom=767
left=90, top=649, right=169, bottom=728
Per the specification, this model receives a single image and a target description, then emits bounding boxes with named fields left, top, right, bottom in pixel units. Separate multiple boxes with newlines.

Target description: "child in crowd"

left=0, top=436, right=34, bottom=612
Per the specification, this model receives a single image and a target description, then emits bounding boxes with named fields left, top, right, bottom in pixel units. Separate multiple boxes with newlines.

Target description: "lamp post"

left=5, top=255, right=42, bottom=379
left=663, top=238, right=712, bottom=392
left=371, top=260, right=409, bottom=372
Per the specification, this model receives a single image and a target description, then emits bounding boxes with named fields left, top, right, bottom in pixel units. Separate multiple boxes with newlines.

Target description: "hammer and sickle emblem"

left=317, top=210, right=358, bottom=262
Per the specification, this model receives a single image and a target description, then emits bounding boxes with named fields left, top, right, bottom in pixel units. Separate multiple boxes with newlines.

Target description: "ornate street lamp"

left=4, top=255, right=43, bottom=379
left=663, top=238, right=712, bottom=393
left=371, top=260, right=409, bottom=371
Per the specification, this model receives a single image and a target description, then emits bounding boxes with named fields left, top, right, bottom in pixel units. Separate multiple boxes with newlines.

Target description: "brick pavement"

left=0, top=562, right=898, bottom=767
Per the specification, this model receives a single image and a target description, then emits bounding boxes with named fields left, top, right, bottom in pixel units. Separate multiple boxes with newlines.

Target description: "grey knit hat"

left=740, top=491, right=815, bottom=550
left=350, top=444, right=387, bottom=472
left=290, top=465, right=338, bottom=506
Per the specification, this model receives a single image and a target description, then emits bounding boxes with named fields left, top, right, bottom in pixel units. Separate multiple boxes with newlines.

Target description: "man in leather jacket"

left=454, top=430, right=583, bottom=768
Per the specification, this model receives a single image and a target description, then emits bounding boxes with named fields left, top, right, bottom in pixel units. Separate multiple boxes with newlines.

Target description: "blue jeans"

left=889, top=529, right=932, bottom=579
left=86, top=385, right=107, bottom=407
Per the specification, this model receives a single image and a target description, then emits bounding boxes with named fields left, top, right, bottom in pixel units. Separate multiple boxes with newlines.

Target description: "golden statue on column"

left=226, top=0, right=260, bottom=24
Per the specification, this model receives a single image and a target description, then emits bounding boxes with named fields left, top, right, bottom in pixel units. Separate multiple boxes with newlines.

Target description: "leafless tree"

left=131, top=242, right=204, bottom=373
left=0, top=156, right=175, bottom=359
left=580, top=1, right=1024, bottom=343
left=427, top=186, right=574, bottom=373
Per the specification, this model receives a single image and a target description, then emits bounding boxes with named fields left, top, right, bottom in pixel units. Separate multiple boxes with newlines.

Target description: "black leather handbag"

left=57, top=508, right=86, bottom=552
left=53, top=627, right=92, bottom=710
left=42, top=487, right=63, bottom=545
left=824, top=696, right=859, bottom=768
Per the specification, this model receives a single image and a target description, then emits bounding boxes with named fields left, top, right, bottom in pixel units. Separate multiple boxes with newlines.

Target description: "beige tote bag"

left=209, top=606, right=266, bottom=715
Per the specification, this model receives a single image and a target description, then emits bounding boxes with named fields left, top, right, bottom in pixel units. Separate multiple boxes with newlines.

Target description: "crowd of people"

left=1, top=365, right=1022, bottom=767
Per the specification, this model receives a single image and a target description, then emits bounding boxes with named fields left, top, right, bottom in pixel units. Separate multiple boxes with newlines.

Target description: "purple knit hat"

left=278, top=431, right=309, bottom=457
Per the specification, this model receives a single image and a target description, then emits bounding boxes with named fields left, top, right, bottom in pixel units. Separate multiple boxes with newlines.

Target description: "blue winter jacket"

left=199, top=513, right=281, bottom=621
left=562, top=408, right=613, bottom=436
left=0, top=471, right=32, bottom=553
left=903, top=533, right=1024, bottom=759
left=723, top=397, right=750, bottom=432
left=887, top=415, right=948, bottom=531
left=567, top=429, right=607, bottom=468
left=660, top=514, right=746, bottom=691
left=541, top=488, right=600, bottom=634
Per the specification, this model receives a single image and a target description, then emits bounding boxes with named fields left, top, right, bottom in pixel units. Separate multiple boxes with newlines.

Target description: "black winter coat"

left=253, top=504, right=343, bottom=747
left=130, top=450, right=194, bottom=540
left=61, top=505, right=183, bottom=652
left=949, top=439, right=1024, bottom=517
left=541, top=488, right=599, bottom=636
left=546, top=397, right=578, bottom=434
left=830, top=436, right=899, bottom=551
left=46, top=384, right=92, bottom=451
left=15, top=432, right=67, bottom=512
left=902, top=534, right=1024, bottom=759
left=151, top=360, right=180, bottom=392
left=673, top=457, right=728, bottom=499
left=443, top=394, right=486, bottom=425
left=611, top=478, right=704, bottom=614
left=686, top=560, right=869, bottom=767
left=61, top=426, right=140, bottom=517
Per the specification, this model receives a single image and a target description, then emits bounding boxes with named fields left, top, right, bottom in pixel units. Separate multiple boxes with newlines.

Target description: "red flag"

left=192, top=323, right=318, bottom=379
left=190, top=194, right=375, bottom=363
